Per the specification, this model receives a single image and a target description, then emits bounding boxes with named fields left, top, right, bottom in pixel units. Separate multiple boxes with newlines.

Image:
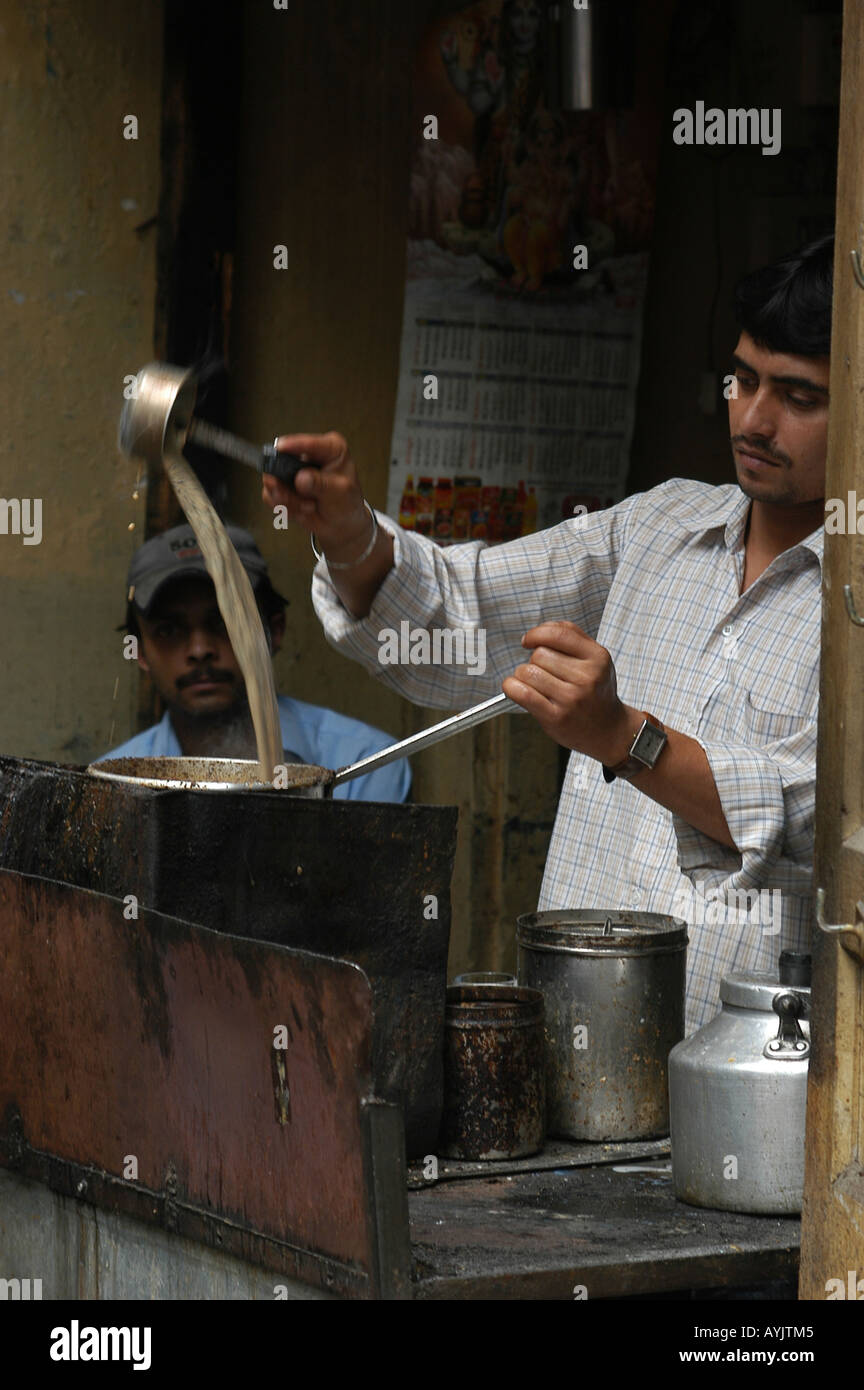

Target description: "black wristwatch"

left=602, top=713, right=667, bottom=783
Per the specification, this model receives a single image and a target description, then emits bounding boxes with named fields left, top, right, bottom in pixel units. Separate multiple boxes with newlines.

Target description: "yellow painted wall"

left=0, top=1, right=163, bottom=763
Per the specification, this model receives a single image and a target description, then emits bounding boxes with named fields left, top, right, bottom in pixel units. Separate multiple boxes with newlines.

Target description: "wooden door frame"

left=799, top=0, right=864, bottom=1300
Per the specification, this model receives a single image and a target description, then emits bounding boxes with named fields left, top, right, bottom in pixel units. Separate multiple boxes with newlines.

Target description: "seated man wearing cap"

left=96, top=524, right=411, bottom=802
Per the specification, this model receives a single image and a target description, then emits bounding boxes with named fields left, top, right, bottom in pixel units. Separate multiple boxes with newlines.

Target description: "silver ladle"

left=118, top=360, right=311, bottom=486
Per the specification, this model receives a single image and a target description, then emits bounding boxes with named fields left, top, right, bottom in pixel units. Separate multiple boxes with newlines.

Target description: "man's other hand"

left=503, top=620, right=640, bottom=766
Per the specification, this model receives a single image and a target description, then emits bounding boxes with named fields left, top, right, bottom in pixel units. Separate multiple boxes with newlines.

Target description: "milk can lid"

left=720, top=970, right=811, bottom=1010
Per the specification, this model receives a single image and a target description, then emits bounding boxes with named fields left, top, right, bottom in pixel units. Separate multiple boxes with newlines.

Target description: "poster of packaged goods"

left=386, top=0, right=659, bottom=543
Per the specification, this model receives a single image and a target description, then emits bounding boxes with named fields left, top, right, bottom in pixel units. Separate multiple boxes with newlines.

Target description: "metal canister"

left=668, top=953, right=811, bottom=1214
left=440, top=985, right=546, bottom=1160
left=516, top=910, right=688, bottom=1141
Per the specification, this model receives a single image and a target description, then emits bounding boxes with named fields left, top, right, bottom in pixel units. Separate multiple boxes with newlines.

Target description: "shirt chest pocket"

left=743, top=686, right=815, bottom=745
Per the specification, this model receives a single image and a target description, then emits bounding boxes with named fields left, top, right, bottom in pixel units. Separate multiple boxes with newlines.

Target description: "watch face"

left=633, top=721, right=666, bottom=766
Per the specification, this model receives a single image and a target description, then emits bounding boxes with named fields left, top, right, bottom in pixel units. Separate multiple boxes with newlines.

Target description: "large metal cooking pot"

left=88, top=692, right=515, bottom=795
left=516, top=909, right=687, bottom=1141
left=668, top=952, right=811, bottom=1215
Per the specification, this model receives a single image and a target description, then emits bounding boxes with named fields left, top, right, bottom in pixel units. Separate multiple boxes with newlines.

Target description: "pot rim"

left=517, top=908, right=688, bottom=954
left=87, top=755, right=334, bottom=793
left=445, top=984, right=545, bottom=1024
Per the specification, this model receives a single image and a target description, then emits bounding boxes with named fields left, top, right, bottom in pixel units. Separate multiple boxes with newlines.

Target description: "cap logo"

left=170, top=535, right=202, bottom=558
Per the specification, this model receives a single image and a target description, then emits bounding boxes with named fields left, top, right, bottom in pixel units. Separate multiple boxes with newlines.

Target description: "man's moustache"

left=732, top=438, right=789, bottom=465
left=176, top=669, right=235, bottom=690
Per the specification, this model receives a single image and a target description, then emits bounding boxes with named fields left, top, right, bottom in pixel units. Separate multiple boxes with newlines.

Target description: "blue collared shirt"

left=96, top=695, right=411, bottom=803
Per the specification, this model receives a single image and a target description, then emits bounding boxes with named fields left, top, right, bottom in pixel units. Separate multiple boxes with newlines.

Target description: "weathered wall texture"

left=227, top=1, right=424, bottom=741
left=0, top=1, right=163, bottom=762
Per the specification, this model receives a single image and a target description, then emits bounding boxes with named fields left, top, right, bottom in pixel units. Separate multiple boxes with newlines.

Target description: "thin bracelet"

left=311, top=499, right=378, bottom=571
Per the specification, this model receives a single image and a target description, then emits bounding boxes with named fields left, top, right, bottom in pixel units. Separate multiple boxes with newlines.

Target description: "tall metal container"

left=668, top=955, right=811, bottom=1214
left=516, top=910, right=687, bottom=1141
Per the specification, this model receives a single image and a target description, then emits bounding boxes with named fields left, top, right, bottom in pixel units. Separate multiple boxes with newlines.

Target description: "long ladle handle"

left=332, top=691, right=513, bottom=786
left=187, top=419, right=317, bottom=490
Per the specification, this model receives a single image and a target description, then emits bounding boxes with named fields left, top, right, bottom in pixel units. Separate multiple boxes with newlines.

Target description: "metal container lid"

left=516, top=909, right=688, bottom=956
left=720, top=970, right=812, bottom=1011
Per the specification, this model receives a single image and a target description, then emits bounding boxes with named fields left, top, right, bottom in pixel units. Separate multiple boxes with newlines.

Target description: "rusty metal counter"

left=0, top=746, right=801, bottom=1303
left=406, top=1152, right=800, bottom=1300
left=0, top=859, right=800, bottom=1302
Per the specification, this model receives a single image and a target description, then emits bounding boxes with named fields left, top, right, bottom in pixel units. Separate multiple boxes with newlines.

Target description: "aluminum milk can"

left=516, top=910, right=687, bottom=1141
left=668, top=951, right=811, bottom=1214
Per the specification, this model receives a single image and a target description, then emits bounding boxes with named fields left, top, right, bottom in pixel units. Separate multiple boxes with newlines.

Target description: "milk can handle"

left=763, top=991, right=810, bottom=1060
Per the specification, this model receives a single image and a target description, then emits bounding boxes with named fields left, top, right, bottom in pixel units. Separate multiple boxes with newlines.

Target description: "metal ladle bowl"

left=118, top=362, right=198, bottom=468
left=119, top=361, right=300, bottom=482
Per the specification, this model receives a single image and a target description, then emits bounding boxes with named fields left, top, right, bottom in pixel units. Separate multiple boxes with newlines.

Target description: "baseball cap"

left=127, top=524, right=284, bottom=615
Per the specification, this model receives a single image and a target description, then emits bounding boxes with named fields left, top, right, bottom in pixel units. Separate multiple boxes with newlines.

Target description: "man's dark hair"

left=124, top=578, right=286, bottom=640
left=733, top=232, right=834, bottom=357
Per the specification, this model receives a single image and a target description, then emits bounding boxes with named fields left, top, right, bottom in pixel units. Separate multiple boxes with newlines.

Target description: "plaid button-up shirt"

left=312, top=478, right=822, bottom=1032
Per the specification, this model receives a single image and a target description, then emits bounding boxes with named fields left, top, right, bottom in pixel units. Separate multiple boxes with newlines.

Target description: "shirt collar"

left=674, top=483, right=824, bottom=572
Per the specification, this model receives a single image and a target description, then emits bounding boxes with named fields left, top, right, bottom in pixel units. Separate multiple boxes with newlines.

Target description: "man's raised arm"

left=263, top=431, right=635, bottom=712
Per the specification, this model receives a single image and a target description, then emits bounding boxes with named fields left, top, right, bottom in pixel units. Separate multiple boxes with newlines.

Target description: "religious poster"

left=387, top=0, right=660, bottom=542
